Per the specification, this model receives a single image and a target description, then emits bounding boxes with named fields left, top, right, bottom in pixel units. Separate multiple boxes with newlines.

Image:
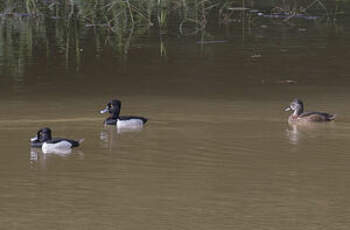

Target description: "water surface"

left=1, top=16, right=350, bottom=230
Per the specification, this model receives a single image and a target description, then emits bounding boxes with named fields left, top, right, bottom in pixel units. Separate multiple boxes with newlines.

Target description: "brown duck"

left=284, top=99, right=336, bottom=123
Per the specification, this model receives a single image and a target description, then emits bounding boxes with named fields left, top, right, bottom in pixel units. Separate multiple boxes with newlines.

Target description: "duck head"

left=100, top=99, right=122, bottom=119
left=31, top=127, right=52, bottom=142
left=284, top=99, right=304, bottom=116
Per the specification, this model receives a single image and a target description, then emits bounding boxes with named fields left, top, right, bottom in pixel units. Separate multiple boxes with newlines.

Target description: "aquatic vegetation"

left=0, top=0, right=347, bottom=77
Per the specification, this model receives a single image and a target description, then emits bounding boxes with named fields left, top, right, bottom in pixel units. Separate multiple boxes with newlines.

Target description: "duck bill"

left=30, top=136, right=38, bottom=142
left=100, top=107, right=109, bottom=114
left=284, top=106, right=292, bottom=112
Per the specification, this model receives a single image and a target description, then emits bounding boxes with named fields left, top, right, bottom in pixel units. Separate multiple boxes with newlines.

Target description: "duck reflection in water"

left=30, top=148, right=84, bottom=169
left=30, top=148, right=71, bottom=164
left=286, top=122, right=336, bottom=145
left=100, top=124, right=143, bottom=151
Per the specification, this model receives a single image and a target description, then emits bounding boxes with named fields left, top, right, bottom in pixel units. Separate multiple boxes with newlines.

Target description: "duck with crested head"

left=100, top=99, right=148, bottom=127
left=284, top=99, right=336, bottom=123
left=30, top=127, right=83, bottom=153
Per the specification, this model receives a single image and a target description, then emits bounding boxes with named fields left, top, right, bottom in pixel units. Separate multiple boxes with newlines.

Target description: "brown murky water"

left=1, top=20, right=350, bottom=229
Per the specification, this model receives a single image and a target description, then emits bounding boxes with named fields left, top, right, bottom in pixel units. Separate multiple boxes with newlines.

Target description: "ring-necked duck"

left=100, top=99, right=148, bottom=127
left=30, top=128, right=82, bottom=152
left=284, top=99, right=336, bottom=123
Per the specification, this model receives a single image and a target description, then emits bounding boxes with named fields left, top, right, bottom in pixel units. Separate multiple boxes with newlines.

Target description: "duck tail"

left=328, top=114, right=337, bottom=121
